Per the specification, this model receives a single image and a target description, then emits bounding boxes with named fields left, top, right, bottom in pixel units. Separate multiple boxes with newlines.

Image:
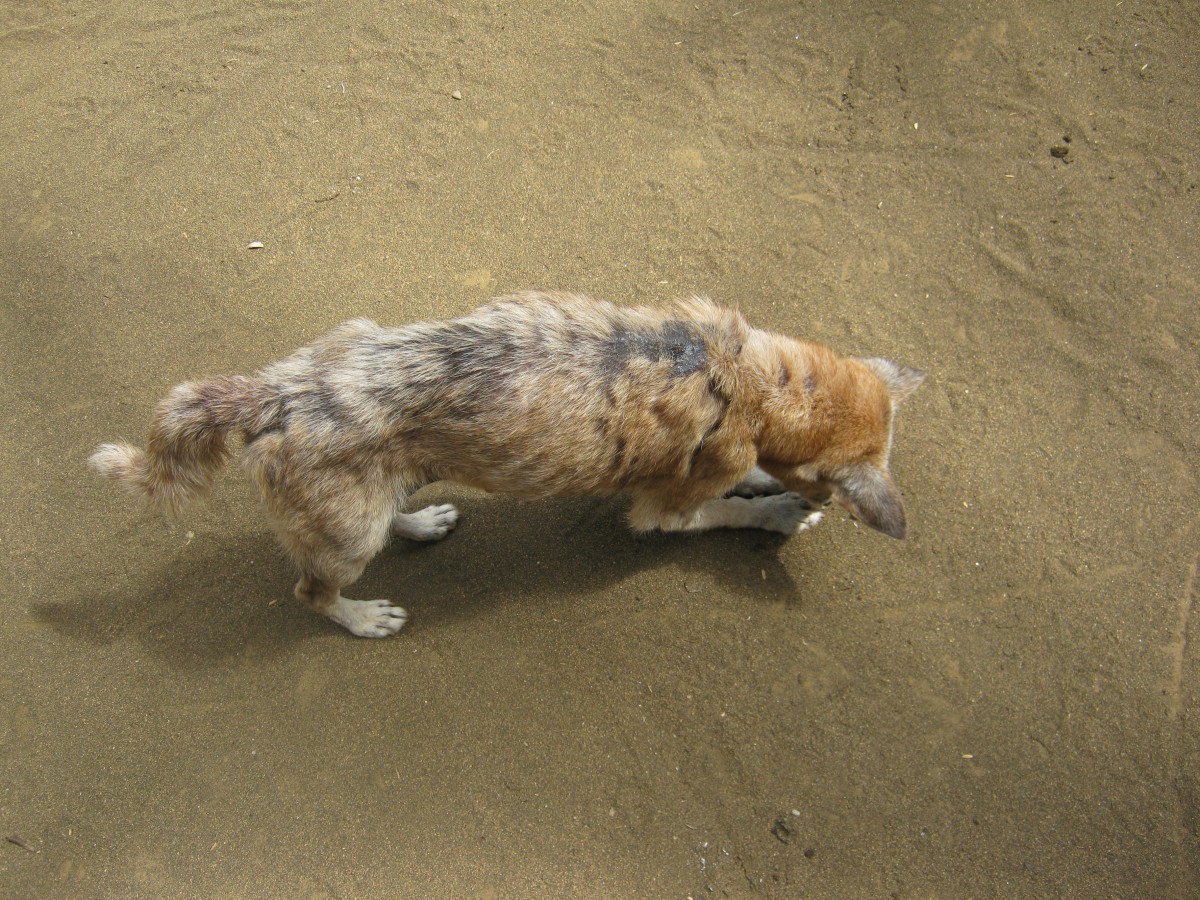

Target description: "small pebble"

left=247, top=241, right=264, bottom=250
left=451, top=90, right=463, bottom=100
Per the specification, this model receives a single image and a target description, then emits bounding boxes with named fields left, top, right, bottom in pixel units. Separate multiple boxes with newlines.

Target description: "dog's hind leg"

left=263, top=467, right=409, bottom=637
left=391, top=501, right=459, bottom=541
left=294, top=570, right=408, bottom=639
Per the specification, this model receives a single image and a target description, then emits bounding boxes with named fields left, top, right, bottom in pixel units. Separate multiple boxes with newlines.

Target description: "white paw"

left=797, top=510, right=823, bottom=532
left=393, top=503, right=459, bottom=541
left=328, top=597, right=408, bottom=638
left=757, top=493, right=824, bottom=535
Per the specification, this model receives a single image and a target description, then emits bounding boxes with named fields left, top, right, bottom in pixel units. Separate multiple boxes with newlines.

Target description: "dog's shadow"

left=36, top=490, right=811, bottom=668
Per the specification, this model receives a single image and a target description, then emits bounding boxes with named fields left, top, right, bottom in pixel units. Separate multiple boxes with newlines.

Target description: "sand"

left=2, top=1, right=1198, bottom=896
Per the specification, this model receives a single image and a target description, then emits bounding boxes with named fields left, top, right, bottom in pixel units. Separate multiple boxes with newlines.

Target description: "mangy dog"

left=90, top=292, right=923, bottom=637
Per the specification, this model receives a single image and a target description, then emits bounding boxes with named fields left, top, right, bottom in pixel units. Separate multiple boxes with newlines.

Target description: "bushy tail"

left=89, top=375, right=272, bottom=517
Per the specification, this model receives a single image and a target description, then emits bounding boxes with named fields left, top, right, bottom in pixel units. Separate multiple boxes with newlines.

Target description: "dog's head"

left=758, top=349, right=924, bottom=538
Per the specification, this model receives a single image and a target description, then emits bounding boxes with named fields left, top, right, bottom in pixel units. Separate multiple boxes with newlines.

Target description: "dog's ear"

left=837, top=464, right=907, bottom=539
left=859, top=358, right=925, bottom=404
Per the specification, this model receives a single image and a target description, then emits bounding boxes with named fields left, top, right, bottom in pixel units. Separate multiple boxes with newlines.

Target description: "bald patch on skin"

left=602, top=321, right=708, bottom=378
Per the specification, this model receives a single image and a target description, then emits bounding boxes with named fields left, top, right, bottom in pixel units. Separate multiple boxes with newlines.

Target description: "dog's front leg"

left=630, top=492, right=823, bottom=535
left=725, top=466, right=787, bottom=498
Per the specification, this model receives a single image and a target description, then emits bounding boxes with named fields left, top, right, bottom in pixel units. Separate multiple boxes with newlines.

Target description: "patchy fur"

left=90, top=291, right=923, bottom=637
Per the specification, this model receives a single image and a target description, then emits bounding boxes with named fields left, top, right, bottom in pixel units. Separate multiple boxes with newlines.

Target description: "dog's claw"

left=393, top=503, right=459, bottom=541
left=329, top=597, right=408, bottom=638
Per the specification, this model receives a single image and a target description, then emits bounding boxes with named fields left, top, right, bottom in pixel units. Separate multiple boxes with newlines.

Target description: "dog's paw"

left=757, top=493, right=825, bottom=535
left=328, top=597, right=408, bottom=638
left=393, top=503, right=459, bottom=541
left=726, top=468, right=787, bottom=498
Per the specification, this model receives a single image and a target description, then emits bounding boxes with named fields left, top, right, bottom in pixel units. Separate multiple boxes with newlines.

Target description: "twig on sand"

left=6, top=835, right=38, bottom=853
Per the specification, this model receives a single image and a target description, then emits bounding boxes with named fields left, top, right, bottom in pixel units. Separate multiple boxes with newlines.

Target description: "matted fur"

left=90, top=291, right=923, bottom=637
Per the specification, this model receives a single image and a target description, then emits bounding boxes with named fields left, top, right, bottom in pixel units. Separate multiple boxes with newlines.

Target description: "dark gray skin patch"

left=779, top=363, right=790, bottom=388
left=804, top=372, right=816, bottom=394
left=601, top=327, right=654, bottom=376
left=660, top=320, right=708, bottom=376
left=602, top=321, right=708, bottom=378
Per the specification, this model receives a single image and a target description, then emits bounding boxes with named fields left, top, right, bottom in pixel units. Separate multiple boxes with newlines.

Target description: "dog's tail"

left=89, top=375, right=275, bottom=517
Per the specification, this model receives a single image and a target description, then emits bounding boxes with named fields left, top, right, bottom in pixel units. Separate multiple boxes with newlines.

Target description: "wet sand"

left=2, top=1, right=1198, bottom=896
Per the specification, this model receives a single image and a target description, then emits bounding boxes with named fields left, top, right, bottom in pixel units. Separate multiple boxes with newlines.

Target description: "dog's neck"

left=743, top=330, right=887, bottom=469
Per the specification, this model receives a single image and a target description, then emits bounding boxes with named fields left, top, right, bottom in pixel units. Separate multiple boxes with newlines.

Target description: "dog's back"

left=250, top=292, right=753, bottom=500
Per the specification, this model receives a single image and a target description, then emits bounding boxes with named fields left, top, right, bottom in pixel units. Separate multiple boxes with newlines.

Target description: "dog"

left=90, top=291, right=923, bottom=637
